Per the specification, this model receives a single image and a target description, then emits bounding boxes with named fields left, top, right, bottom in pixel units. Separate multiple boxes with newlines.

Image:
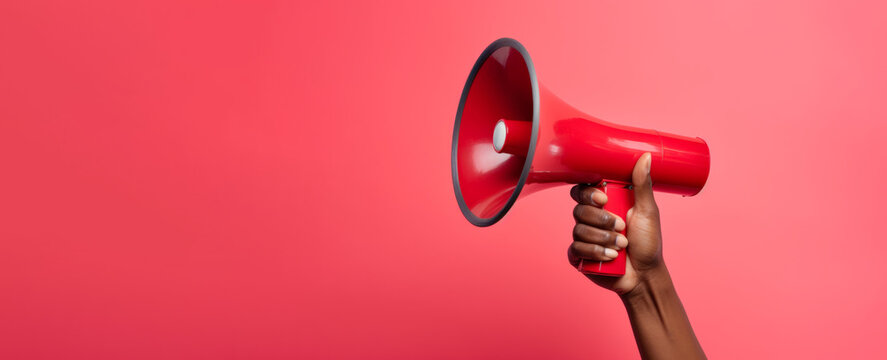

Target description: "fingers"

left=570, top=184, right=608, bottom=207
left=573, top=204, right=626, bottom=232
left=632, top=153, right=658, bottom=214
left=573, top=223, right=628, bottom=250
left=569, top=241, right=619, bottom=262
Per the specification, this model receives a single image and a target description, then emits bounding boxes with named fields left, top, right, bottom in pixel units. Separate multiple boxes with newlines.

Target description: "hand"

left=568, top=153, right=705, bottom=359
left=567, top=153, right=664, bottom=295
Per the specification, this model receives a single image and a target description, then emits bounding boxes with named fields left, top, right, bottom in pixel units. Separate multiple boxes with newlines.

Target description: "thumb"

left=632, top=153, right=656, bottom=212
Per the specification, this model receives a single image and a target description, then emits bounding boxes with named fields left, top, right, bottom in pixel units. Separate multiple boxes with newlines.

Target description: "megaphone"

left=451, top=38, right=710, bottom=276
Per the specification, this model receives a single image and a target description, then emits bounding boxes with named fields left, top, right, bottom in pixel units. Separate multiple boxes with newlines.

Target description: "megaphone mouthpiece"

left=493, top=119, right=532, bottom=155
left=492, top=121, right=506, bottom=152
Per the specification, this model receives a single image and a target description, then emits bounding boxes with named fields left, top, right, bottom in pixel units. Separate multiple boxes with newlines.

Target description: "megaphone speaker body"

left=451, top=38, right=710, bottom=276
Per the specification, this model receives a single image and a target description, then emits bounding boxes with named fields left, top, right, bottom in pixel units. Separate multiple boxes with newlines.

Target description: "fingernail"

left=615, top=234, right=628, bottom=249
left=604, top=248, right=618, bottom=258
left=614, top=217, right=626, bottom=232
left=590, top=190, right=607, bottom=206
left=645, top=153, right=651, bottom=175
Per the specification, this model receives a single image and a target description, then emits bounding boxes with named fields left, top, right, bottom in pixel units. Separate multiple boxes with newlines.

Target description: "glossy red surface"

left=453, top=39, right=710, bottom=228
left=495, top=119, right=532, bottom=155
left=577, top=181, right=633, bottom=276
left=527, top=83, right=710, bottom=195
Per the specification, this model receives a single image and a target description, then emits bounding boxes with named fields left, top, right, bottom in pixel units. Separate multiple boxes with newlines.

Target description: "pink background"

left=2, top=1, right=886, bottom=359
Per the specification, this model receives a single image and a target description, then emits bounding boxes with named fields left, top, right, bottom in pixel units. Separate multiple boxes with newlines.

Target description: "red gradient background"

left=2, top=1, right=886, bottom=359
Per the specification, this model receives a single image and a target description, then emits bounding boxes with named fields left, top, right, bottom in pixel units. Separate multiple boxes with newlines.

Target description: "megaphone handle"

left=577, top=180, right=633, bottom=277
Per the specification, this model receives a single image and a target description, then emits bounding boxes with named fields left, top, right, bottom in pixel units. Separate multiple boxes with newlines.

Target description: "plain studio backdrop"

left=1, top=1, right=886, bottom=359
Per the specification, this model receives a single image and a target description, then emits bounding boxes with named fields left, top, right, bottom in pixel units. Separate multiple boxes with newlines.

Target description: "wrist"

left=620, top=263, right=673, bottom=305
left=617, top=263, right=707, bottom=359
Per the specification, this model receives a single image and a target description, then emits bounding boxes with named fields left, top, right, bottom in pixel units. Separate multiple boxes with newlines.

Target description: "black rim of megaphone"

left=451, top=38, right=540, bottom=227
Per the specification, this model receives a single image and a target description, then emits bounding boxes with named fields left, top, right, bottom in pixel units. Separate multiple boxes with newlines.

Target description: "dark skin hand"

left=568, top=153, right=706, bottom=360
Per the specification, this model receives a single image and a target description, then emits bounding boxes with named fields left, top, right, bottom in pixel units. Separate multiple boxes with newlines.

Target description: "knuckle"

left=569, top=241, right=584, bottom=254
left=573, top=224, right=592, bottom=242
left=573, top=204, right=591, bottom=221
left=598, top=211, right=612, bottom=226
left=572, top=204, right=584, bottom=220
left=637, top=205, right=660, bottom=220
left=601, top=231, right=612, bottom=245
left=572, top=224, right=583, bottom=240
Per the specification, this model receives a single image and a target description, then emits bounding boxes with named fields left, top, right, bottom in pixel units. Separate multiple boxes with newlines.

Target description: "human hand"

left=567, top=153, right=664, bottom=295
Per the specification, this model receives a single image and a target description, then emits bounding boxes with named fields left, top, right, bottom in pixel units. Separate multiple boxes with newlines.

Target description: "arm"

left=621, top=266, right=705, bottom=360
left=568, top=153, right=706, bottom=360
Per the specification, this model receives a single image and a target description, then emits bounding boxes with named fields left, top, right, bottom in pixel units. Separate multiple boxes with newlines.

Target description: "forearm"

left=620, top=266, right=706, bottom=360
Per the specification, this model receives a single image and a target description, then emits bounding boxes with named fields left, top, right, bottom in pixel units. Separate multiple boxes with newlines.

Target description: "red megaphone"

left=451, top=38, right=710, bottom=276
